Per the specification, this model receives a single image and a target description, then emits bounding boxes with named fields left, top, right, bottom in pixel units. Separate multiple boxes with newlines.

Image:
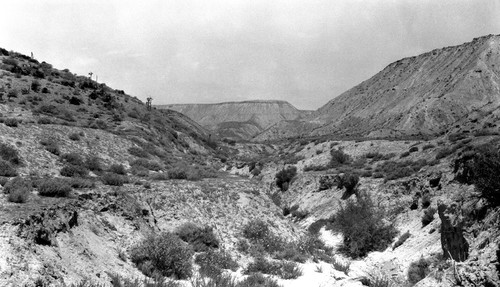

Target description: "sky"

left=1, top=0, right=500, bottom=110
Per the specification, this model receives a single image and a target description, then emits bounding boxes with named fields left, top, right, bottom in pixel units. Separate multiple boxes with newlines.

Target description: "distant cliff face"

left=256, top=34, right=500, bottom=141
left=157, top=100, right=307, bottom=140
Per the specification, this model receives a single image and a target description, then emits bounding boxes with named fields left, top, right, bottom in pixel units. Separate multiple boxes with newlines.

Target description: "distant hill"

left=256, top=34, right=500, bottom=141
left=157, top=100, right=310, bottom=140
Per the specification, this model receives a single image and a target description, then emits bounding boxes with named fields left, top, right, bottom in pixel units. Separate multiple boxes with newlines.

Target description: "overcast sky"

left=1, top=0, right=500, bottom=110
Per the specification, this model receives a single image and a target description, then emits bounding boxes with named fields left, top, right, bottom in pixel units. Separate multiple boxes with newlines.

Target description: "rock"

left=437, top=202, right=469, bottom=262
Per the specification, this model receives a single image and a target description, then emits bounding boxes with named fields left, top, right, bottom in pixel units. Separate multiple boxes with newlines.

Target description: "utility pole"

left=146, top=96, right=153, bottom=111
left=88, top=72, right=93, bottom=80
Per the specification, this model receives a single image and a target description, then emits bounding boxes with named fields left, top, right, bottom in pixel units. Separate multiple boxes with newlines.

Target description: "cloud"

left=1, top=0, right=499, bottom=109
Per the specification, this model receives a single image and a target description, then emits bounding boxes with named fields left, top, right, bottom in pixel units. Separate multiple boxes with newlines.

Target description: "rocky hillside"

left=157, top=100, right=308, bottom=140
left=256, top=34, right=500, bottom=141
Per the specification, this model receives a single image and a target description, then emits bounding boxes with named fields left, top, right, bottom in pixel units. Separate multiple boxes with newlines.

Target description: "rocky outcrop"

left=438, top=202, right=469, bottom=262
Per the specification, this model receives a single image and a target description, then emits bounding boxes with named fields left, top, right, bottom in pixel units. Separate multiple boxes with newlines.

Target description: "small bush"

left=85, top=155, right=102, bottom=172
left=176, top=223, right=219, bottom=252
left=330, top=149, right=350, bottom=167
left=393, top=231, right=411, bottom=250
left=0, top=159, right=17, bottom=176
left=331, top=192, right=397, bottom=258
left=400, top=151, right=410, bottom=158
left=421, top=207, right=436, bottom=227
left=66, top=177, right=95, bottom=189
left=38, top=178, right=72, bottom=197
left=60, top=164, right=88, bottom=177
left=68, top=133, right=81, bottom=141
left=40, top=138, right=60, bottom=155
left=422, top=144, right=435, bottom=150
left=421, top=194, right=431, bottom=209
left=245, top=257, right=302, bottom=280
left=60, top=152, right=84, bottom=166
left=108, top=164, right=127, bottom=175
left=407, top=257, right=430, bottom=284
left=195, top=249, right=238, bottom=278
left=130, top=232, right=194, bottom=279
left=275, top=166, right=297, bottom=191
left=337, top=173, right=359, bottom=199
left=131, top=159, right=162, bottom=171
left=243, top=220, right=270, bottom=241
left=0, top=143, right=22, bottom=165
left=239, top=273, right=282, bottom=287
left=4, top=118, right=19, bottom=127
left=331, top=257, right=350, bottom=274
left=4, top=177, right=31, bottom=203
left=37, top=117, right=53, bottom=124
left=101, top=173, right=128, bottom=186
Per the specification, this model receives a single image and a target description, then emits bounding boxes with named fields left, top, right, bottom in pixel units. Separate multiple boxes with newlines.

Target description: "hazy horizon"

left=1, top=0, right=500, bottom=110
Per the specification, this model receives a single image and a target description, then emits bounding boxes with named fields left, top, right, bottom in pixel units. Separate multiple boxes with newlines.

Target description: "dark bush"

left=4, top=118, right=19, bottom=127
left=421, top=207, right=436, bottom=227
left=131, top=159, right=162, bottom=171
left=243, top=220, right=270, bottom=241
left=176, top=223, right=219, bottom=252
left=60, top=164, right=88, bottom=177
left=422, top=144, right=435, bottom=150
left=38, top=178, right=72, bottom=197
left=0, top=143, right=22, bottom=165
left=409, top=146, right=419, bottom=153
left=238, top=273, right=282, bottom=287
left=37, top=117, right=53, bottom=125
left=407, top=257, right=430, bottom=284
left=195, top=249, right=238, bottom=278
left=330, top=149, right=350, bottom=167
left=4, top=177, right=31, bottom=203
left=66, top=177, right=95, bottom=189
left=275, top=166, right=297, bottom=191
left=108, top=163, right=127, bottom=175
left=453, top=144, right=500, bottom=206
left=31, top=80, right=41, bottom=92
left=0, top=159, right=17, bottom=176
left=68, top=133, right=81, bottom=141
left=130, top=232, right=194, bottom=279
left=331, top=192, right=397, bottom=258
left=101, top=173, right=128, bottom=186
left=421, top=194, right=431, bottom=209
left=400, top=151, right=410, bottom=158
left=337, top=173, right=359, bottom=199
left=69, top=96, right=82, bottom=105
left=245, top=257, right=302, bottom=280
left=40, top=138, right=60, bottom=155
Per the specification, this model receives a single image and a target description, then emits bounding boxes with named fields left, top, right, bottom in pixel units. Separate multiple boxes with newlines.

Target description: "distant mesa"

left=156, top=100, right=311, bottom=140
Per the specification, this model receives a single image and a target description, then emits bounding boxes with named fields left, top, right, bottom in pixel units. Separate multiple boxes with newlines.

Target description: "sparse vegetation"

left=101, top=172, right=128, bottom=186
left=421, top=207, right=436, bottom=227
left=407, top=257, right=430, bottom=284
left=175, top=223, right=220, bottom=252
left=4, top=177, right=31, bottom=203
left=195, top=249, right=238, bottom=278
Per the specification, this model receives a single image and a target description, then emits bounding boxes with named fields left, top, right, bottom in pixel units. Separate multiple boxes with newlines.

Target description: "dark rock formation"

left=438, top=202, right=469, bottom=262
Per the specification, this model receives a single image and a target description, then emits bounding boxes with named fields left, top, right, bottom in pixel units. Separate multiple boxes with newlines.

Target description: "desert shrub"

left=448, top=133, right=467, bottom=142
left=108, top=164, right=127, bottom=175
left=0, top=159, right=17, bottom=177
left=374, top=160, right=428, bottom=181
left=38, top=178, right=72, bottom=197
left=303, top=164, right=328, bottom=172
left=245, top=257, right=302, bottom=279
left=421, top=207, right=436, bottom=227
left=40, top=138, right=60, bottom=155
left=0, top=177, right=8, bottom=186
left=308, top=219, right=328, bottom=235
left=195, top=249, right=238, bottom=278
left=130, top=232, right=194, bottom=279
left=393, top=231, right=411, bottom=250
left=330, top=149, right=350, bottom=167
left=453, top=144, right=500, bottom=206
left=31, top=80, right=41, bottom=92
left=243, top=220, right=270, bottom=241
left=130, top=159, right=162, bottom=171
left=362, top=273, right=395, bottom=287
left=176, top=223, right=219, bottom=252
left=61, top=152, right=84, bottom=166
left=68, top=133, right=81, bottom=141
left=275, top=166, right=297, bottom=191
left=60, top=164, right=88, bottom=177
left=85, top=155, right=102, bottom=172
left=0, top=143, right=22, bottom=165
left=407, top=257, right=430, bottom=284
left=422, top=144, right=435, bottom=150
left=66, top=177, right=95, bottom=189
left=409, top=146, right=419, bottom=153
left=37, top=117, right=53, bottom=124
left=101, top=173, right=128, bottom=186
left=131, top=166, right=150, bottom=177
left=331, top=192, right=397, bottom=258
left=400, top=151, right=410, bottom=158
left=238, top=273, right=282, bottom=287
left=150, top=172, right=170, bottom=181
left=364, top=152, right=385, bottom=161
left=4, top=177, right=31, bottom=203
left=128, top=146, right=149, bottom=158
left=4, top=118, right=19, bottom=127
